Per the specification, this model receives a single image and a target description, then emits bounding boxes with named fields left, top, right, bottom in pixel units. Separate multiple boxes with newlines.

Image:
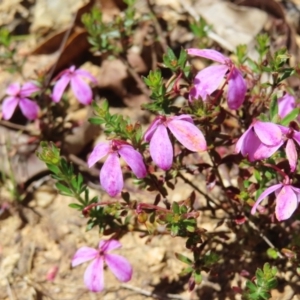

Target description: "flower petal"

left=2, top=96, right=19, bottom=120
left=72, top=247, right=98, bottom=267
left=100, top=152, right=123, bottom=197
left=192, top=65, right=228, bottom=100
left=278, top=93, right=296, bottom=119
left=275, top=185, right=298, bottom=221
left=144, top=117, right=162, bottom=142
left=251, top=183, right=283, bottom=215
left=254, top=121, right=282, bottom=146
left=84, top=258, right=104, bottom=292
left=167, top=119, right=207, bottom=152
left=187, top=48, right=227, bottom=64
left=227, top=68, right=247, bottom=110
left=70, top=75, right=93, bottom=105
left=52, top=75, right=70, bottom=103
left=149, top=124, right=173, bottom=170
left=75, top=69, right=97, bottom=84
left=20, top=82, right=40, bottom=97
left=19, top=98, right=39, bottom=120
left=118, top=145, right=147, bottom=178
left=235, top=126, right=252, bottom=154
left=99, top=240, right=122, bottom=252
left=285, top=139, right=297, bottom=172
left=6, top=83, right=20, bottom=96
left=105, top=253, right=132, bottom=282
left=171, top=114, right=194, bottom=123
left=253, top=142, right=283, bottom=161
left=88, top=142, right=110, bottom=168
left=292, top=131, right=300, bottom=147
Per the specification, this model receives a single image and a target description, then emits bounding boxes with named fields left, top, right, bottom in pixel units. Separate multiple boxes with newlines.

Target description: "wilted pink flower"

left=235, top=120, right=283, bottom=161
left=187, top=48, right=247, bottom=110
left=72, top=239, right=132, bottom=292
left=144, top=115, right=207, bottom=170
left=88, top=140, right=147, bottom=196
left=2, top=82, right=40, bottom=120
left=52, top=66, right=97, bottom=105
left=251, top=182, right=300, bottom=221
left=278, top=93, right=297, bottom=119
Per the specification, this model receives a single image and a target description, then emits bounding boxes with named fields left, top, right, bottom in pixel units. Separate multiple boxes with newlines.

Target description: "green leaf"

left=266, top=248, right=278, bottom=259
left=193, top=270, right=202, bottom=285
left=69, top=203, right=83, bottom=209
left=175, top=253, right=193, bottom=265
left=269, top=95, right=278, bottom=121
left=172, top=201, right=180, bottom=214
left=55, top=183, right=73, bottom=196
left=280, top=108, right=299, bottom=126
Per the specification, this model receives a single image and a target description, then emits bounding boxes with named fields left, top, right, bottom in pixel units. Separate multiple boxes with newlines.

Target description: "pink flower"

left=2, top=82, right=40, bottom=120
left=187, top=48, right=247, bottom=110
left=88, top=140, right=147, bottom=197
left=144, top=115, right=207, bottom=170
left=278, top=125, right=300, bottom=172
left=235, top=120, right=283, bottom=161
left=278, top=93, right=297, bottom=119
left=52, top=66, right=97, bottom=105
left=251, top=182, right=300, bottom=221
left=72, top=239, right=132, bottom=292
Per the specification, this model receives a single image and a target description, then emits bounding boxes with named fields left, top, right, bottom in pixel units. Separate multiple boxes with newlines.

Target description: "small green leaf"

left=193, top=270, right=202, bottom=285
left=280, top=108, right=299, bottom=126
left=69, top=203, right=83, bottom=209
left=172, top=201, right=180, bottom=214
left=55, top=183, right=73, bottom=196
left=175, top=253, right=193, bottom=265
left=266, top=248, right=278, bottom=259
left=269, top=95, right=278, bottom=121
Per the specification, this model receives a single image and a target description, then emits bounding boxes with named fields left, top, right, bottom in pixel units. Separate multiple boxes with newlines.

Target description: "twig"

left=44, top=10, right=78, bottom=86
left=0, top=120, right=40, bottom=136
left=247, top=217, right=283, bottom=258
left=120, top=56, right=151, bottom=98
left=146, top=0, right=168, bottom=53
left=121, top=283, right=196, bottom=300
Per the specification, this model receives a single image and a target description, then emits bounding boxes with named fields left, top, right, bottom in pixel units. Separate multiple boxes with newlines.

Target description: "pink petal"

left=19, top=98, right=39, bottom=120
left=285, top=139, right=297, bottom=172
left=187, top=48, right=227, bottom=64
left=236, top=128, right=262, bottom=161
left=144, top=117, right=162, bottom=142
left=100, top=153, right=123, bottom=197
left=75, top=69, right=97, bottom=84
left=235, top=126, right=252, bottom=154
left=251, top=183, right=283, bottom=215
left=167, top=119, right=207, bottom=152
left=253, top=142, right=283, bottom=161
left=70, top=75, right=93, bottom=105
left=99, top=240, right=122, bottom=252
left=84, top=257, right=104, bottom=292
left=227, top=68, right=247, bottom=110
left=20, top=82, right=40, bottom=97
left=189, top=86, right=205, bottom=102
left=193, top=65, right=228, bottom=100
left=149, top=124, right=173, bottom=170
left=6, top=83, right=20, bottom=96
left=2, top=96, right=19, bottom=120
left=72, top=247, right=98, bottom=267
left=278, top=93, right=296, bottom=119
left=118, top=145, right=147, bottom=178
left=105, top=253, right=132, bottom=282
left=87, top=143, right=110, bottom=168
left=275, top=185, right=298, bottom=221
left=292, top=131, right=300, bottom=147
left=171, top=114, right=194, bottom=123
left=52, top=75, right=70, bottom=103
left=254, top=121, right=282, bottom=146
